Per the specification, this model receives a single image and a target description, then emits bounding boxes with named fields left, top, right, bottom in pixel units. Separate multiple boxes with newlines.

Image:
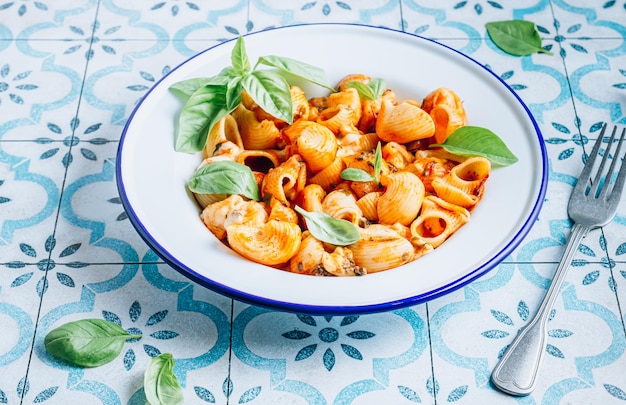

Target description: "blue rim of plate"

left=116, top=23, right=549, bottom=315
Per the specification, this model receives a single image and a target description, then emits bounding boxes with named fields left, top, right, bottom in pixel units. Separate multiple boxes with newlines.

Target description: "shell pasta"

left=193, top=74, right=492, bottom=276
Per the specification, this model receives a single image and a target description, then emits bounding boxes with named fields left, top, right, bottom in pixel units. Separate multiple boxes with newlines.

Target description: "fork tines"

left=582, top=124, right=626, bottom=202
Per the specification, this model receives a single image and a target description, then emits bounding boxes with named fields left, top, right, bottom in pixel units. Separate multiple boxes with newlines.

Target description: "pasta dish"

left=189, top=74, right=492, bottom=276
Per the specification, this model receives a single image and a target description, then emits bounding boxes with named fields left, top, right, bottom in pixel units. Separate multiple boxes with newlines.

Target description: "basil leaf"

left=340, top=168, right=375, bottom=182
left=486, top=20, right=553, bottom=56
left=144, top=353, right=184, bottom=405
left=174, top=84, right=232, bottom=153
left=44, top=319, right=141, bottom=368
left=373, top=141, right=383, bottom=184
left=188, top=160, right=260, bottom=201
left=231, top=36, right=251, bottom=76
left=242, top=70, right=293, bottom=124
left=295, top=206, right=361, bottom=246
left=430, top=126, right=519, bottom=167
left=346, top=78, right=386, bottom=100
left=169, top=78, right=213, bottom=98
left=345, top=81, right=376, bottom=100
left=257, top=55, right=335, bottom=91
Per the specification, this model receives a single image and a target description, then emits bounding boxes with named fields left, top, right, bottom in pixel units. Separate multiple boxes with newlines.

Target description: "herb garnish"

left=430, top=126, right=519, bottom=167
left=340, top=142, right=383, bottom=184
left=171, top=36, right=334, bottom=153
left=485, top=20, right=553, bottom=56
left=295, top=206, right=360, bottom=246
left=188, top=160, right=260, bottom=201
left=144, top=353, right=184, bottom=405
left=345, top=78, right=386, bottom=100
left=44, top=318, right=142, bottom=368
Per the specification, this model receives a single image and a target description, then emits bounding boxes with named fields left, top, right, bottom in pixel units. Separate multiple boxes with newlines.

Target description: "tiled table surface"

left=1, top=1, right=626, bottom=404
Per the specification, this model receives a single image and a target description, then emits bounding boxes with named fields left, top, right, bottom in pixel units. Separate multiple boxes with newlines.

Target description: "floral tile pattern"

left=1, top=1, right=626, bottom=404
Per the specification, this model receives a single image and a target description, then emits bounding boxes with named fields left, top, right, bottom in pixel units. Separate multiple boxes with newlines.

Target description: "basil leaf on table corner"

left=430, top=126, right=519, bottom=167
left=486, top=20, right=553, bottom=56
left=188, top=160, right=260, bottom=201
left=295, top=206, right=361, bottom=246
left=44, top=318, right=141, bottom=368
left=257, top=55, right=336, bottom=91
left=144, top=353, right=184, bottom=405
left=174, top=83, right=232, bottom=153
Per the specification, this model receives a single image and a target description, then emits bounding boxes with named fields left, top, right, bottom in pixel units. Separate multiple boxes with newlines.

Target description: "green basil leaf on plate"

left=486, top=20, right=553, bottom=56
left=144, top=353, right=184, bottom=405
left=257, top=55, right=336, bottom=91
left=188, top=160, right=260, bottom=201
left=231, top=36, right=251, bottom=76
left=373, top=141, right=383, bottom=184
left=44, top=319, right=141, bottom=368
left=430, top=126, right=519, bottom=167
left=241, top=69, right=293, bottom=124
left=340, top=167, right=375, bottom=182
left=295, top=206, right=361, bottom=246
left=345, top=78, right=386, bottom=100
left=174, top=84, right=232, bottom=153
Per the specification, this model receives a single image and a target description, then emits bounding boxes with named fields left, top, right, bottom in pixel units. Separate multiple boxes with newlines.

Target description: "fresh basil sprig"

left=44, top=319, right=142, bottom=368
left=486, top=20, right=553, bottom=56
left=171, top=36, right=334, bottom=153
left=430, top=126, right=519, bottom=167
left=339, top=142, right=383, bottom=184
left=345, top=78, right=386, bottom=100
left=187, top=160, right=260, bottom=201
left=340, top=168, right=375, bottom=182
left=144, top=353, right=184, bottom=405
left=295, top=206, right=360, bottom=246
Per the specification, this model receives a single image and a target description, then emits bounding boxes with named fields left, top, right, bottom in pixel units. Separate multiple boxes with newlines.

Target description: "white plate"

left=117, top=24, right=547, bottom=314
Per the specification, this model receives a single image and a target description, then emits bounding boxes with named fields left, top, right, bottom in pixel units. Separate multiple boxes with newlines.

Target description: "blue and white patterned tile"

left=551, top=0, right=626, bottom=39
left=428, top=261, right=625, bottom=403
left=229, top=301, right=431, bottom=404
left=29, top=262, right=233, bottom=404
left=0, top=0, right=97, bottom=37
left=250, top=0, right=401, bottom=29
left=80, top=41, right=185, bottom=129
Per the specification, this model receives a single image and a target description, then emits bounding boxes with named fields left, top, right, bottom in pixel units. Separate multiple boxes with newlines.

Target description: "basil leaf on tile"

left=430, top=126, right=519, bottom=167
left=187, top=160, right=260, bottom=201
left=257, top=55, right=335, bottom=91
left=44, top=319, right=141, bottom=368
left=295, top=206, right=361, bottom=246
left=144, top=353, right=184, bottom=405
left=485, top=20, right=553, bottom=56
left=340, top=167, right=375, bottom=182
left=174, top=84, right=232, bottom=153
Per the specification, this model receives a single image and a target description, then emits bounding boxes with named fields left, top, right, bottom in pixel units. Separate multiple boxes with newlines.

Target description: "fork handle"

left=491, top=223, right=590, bottom=396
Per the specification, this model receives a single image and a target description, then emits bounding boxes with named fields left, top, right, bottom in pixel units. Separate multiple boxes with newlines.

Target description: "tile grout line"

left=18, top=1, right=103, bottom=403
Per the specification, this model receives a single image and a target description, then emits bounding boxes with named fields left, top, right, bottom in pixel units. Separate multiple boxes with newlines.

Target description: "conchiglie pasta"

left=410, top=196, right=470, bottom=248
left=377, top=171, right=425, bottom=226
left=227, top=220, right=302, bottom=266
left=348, top=224, right=415, bottom=273
left=192, top=73, right=495, bottom=276
left=421, top=87, right=467, bottom=144
left=376, top=99, right=435, bottom=143
left=431, top=156, right=490, bottom=208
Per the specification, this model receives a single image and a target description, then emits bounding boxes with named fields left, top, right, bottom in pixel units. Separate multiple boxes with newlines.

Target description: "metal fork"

left=491, top=123, right=626, bottom=396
